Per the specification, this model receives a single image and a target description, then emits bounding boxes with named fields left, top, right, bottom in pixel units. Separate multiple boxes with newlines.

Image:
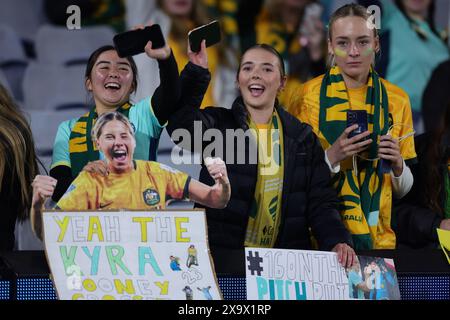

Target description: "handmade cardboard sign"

left=43, top=210, right=221, bottom=300
left=245, top=248, right=400, bottom=300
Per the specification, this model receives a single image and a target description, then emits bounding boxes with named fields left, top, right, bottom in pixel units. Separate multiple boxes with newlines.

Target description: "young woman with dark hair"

left=49, top=32, right=183, bottom=202
left=168, top=42, right=356, bottom=268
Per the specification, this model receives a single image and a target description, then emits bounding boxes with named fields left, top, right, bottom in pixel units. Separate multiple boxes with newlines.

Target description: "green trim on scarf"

left=245, top=110, right=284, bottom=248
left=69, top=102, right=131, bottom=178
left=319, top=66, right=389, bottom=250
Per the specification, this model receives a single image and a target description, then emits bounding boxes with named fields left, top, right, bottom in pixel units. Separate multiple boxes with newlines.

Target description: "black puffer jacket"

left=393, top=133, right=448, bottom=249
left=168, top=63, right=352, bottom=258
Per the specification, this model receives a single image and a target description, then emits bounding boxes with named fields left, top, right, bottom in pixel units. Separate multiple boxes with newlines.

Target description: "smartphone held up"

left=188, top=20, right=221, bottom=53
left=113, top=24, right=165, bottom=58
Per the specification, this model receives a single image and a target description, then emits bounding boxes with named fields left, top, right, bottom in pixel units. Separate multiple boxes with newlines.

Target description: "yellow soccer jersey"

left=287, top=75, right=417, bottom=249
left=57, top=160, right=190, bottom=210
left=288, top=75, right=417, bottom=164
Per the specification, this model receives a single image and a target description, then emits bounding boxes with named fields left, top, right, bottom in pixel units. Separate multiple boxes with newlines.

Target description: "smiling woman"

left=49, top=36, right=184, bottom=203
left=167, top=43, right=356, bottom=268
left=31, top=112, right=231, bottom=240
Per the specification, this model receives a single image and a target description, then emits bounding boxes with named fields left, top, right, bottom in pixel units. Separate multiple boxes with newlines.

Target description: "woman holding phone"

left=168, top=42, right=356, bottom=268
left=287, top=4, right=416, bottom=250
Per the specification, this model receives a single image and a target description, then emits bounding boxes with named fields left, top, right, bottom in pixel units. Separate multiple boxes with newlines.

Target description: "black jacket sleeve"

left=178, top=62, right=211, bottom=112
left=151, top=51, right=181, bottom=125
left=167, top=62, right=212, bottom=153
left=305, top=130, right=353, bottom=250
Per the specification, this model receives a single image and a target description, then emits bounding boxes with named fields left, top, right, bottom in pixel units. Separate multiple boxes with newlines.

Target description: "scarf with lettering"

left=245, top=110, right=284, bottom=248
left=319, top=66, right=390, bottom=250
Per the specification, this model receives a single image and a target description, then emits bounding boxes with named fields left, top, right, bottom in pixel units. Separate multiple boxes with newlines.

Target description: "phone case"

left=347, top=110, right=368, bottom=139
left=188, top=20, right=221, bottom=53
left=113, top=24, right=165, bottom=58
left=379, top=159, right=392, bottom=174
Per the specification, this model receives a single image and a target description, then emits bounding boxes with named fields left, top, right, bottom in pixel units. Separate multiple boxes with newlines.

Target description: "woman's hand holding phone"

left=326, top=124, right=373, bottom=168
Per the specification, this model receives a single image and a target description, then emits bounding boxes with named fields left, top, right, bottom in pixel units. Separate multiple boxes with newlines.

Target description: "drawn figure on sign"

left=186, top=244, right=198, bottom=267
left=170, top=255, right=182, bottom=271
left=182, top=285, right=193, bottom=300
left=197, top=286, right=213, bottom=300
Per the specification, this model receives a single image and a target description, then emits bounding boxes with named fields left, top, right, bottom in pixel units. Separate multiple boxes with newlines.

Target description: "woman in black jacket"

left=394, top=103, right=450, bottom=248
left=168, top=43, right=355, bottom=267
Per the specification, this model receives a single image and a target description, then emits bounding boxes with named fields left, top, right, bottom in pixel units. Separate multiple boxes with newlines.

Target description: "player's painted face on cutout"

left=96, top=120, right=136, bottom=173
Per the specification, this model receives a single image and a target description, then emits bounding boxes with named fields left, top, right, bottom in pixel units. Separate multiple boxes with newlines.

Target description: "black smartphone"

left=188, top=20, right=221, bottom=53
left=347, top=110, right=368, bottom=139
left=113, top=24, right=165, bottom=58
left=379, top=158, right=392, bottom=174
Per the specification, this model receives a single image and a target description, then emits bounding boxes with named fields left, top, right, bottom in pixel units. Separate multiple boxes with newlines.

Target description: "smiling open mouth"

left=105, top=82, right=121, bottom=91
left=112, top=149, right=127, bottom=162
left=249, top=84, right=265, bottom=97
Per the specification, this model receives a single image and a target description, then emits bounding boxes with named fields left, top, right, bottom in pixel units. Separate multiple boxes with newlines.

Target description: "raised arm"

left=178, top=40, right=211, bottom=111
left=166, top=40, right=214, bottom=153
left=30, top=175, right=57, bottom=240
left=188, top=157, right=230, bottom=209
left=145, top=34, right=181, bottom=125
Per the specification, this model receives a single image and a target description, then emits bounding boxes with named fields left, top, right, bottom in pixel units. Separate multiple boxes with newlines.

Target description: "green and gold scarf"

left=245, top=110, right=284, bottom=248
left=319, top=66, right=389, bottom=250
left=68, top=102, right=131, bottom=178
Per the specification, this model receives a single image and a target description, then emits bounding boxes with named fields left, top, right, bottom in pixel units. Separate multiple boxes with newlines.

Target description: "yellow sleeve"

left=56, top=172, right=94, bottom=210
left=398, top=95, right=417, bottom=162
left=158, top=164, right=190, bottom=200
left=287, top=77, right=321, bottom=134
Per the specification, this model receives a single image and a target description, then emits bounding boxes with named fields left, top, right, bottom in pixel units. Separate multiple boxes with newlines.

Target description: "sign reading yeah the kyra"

left=43, top=210, right=221, bottom=300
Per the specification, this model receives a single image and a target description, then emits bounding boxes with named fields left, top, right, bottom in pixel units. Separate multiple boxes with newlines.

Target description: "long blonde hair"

left=0, top=84, right=39, bottom=220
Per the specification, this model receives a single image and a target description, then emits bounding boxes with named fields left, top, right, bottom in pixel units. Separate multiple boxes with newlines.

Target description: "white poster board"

left=43, top=210, right=221, bottom=300
left=245, top=248, right=401, bottom=300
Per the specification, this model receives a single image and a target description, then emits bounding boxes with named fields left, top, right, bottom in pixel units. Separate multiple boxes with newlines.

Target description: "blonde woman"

left=31, top=112, right=231, bottom=240
left=288, top=4, right=416, bottom=250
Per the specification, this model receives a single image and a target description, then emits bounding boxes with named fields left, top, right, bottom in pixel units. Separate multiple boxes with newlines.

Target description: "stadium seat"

left=24, top=109, right=85, bottom=161
left=0, top=69, right=12, bottom=94
left=22, top=62, right=89, bottom=110
left=0, top=24, right=28, bottom=101
left=0, top=0, right=47, bottom=44
left=35, top=24, right=115, bottom=65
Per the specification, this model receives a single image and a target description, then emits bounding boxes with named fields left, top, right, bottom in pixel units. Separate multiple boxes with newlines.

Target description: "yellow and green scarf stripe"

left=245, top=110, right=284, bottom=248
left=69, top=103, right=131, bottom=178
left=319, top=66, right=389, bottom=250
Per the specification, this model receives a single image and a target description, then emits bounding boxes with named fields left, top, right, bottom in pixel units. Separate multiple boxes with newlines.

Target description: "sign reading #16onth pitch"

left=245, top=248, right=401, bottom=300
left=43, top=210, right=221, bottom=300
